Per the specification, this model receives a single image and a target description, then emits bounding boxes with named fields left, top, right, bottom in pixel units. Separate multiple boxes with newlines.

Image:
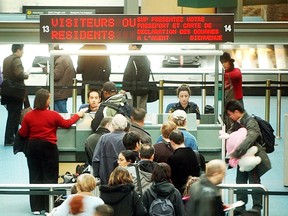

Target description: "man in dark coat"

left=130, top=107, right=152, bottom=144
left=85, top=117, right=112, bottom=166
left=1, top=44, right=29, bottom=146
left=225, top=100, right=271, bottom=215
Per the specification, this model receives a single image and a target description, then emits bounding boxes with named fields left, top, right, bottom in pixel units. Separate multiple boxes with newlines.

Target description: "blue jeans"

left=54, top=99, right=68, bottom=113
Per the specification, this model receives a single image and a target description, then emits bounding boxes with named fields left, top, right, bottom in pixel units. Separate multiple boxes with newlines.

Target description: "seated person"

left=79, top=89, right=102, bottom=114
left=167, top=84, right=201, bottom=124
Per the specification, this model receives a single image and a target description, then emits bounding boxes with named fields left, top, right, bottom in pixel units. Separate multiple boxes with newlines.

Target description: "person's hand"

left=77, top=107, right=88, bottom=118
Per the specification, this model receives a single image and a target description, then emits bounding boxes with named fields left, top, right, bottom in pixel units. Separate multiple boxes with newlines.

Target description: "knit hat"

left=220, top=52, right=235, bottom=63
left=102, top=81, right=117, bottom=92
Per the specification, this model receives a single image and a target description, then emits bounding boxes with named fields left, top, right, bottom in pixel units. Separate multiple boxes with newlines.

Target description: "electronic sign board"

left=40, top=14, right=234, bottom=43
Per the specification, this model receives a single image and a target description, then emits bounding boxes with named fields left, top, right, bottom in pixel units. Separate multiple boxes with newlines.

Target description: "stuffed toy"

left=219, top=128, right=261, bottom=172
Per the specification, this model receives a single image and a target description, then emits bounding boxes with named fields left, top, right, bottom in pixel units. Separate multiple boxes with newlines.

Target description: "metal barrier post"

left=201, top=73, right=207, bottom=114
left=84, top=84, right=89, bottom=104
left=72, top=78, right=77, bottom=113
left=276, top=74, right=282, bottom=138
left=227, top=188, right=235, bottom=216
left=159, top=80, right=164, bottom=114
left=265, top=79, right=271, bottom=122
left=49, top=187, right=54, bottom=212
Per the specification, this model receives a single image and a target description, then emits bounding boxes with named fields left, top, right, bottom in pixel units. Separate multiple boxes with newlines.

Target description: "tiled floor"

left=0, top=95, right=288, bottom=215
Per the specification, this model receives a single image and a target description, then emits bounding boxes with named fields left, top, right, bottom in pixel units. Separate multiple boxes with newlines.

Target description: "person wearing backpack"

left=142, top=163, right=185, bottom=216
left=91, top=81, right=133, bottom=131
left=225, top=100, right=271, bottom=215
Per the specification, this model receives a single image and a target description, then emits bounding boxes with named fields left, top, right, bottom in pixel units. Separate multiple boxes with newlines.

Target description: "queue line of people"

left=1, top=44, right=270, bottom=216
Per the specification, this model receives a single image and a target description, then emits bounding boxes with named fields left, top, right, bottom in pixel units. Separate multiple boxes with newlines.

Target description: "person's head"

left=131, top=108, right=146, bottom=125
left=99, top=116, right=113, bottom=130
left=220, top=52, right=235, bottom=71
left=171, top=109, right=187, bottom=127
left=205, top=159, right=226, bottom=185
left=161, top=121, right=177, bottom=139
left=139, top=144, right=155, bottom=160
left=94, top=204, right=114, bottom=216
left=129, top=44, right=142, bottom=50
left=182, top=176, right=200, bottom=197
left=87, top=89, right=101, bottom=111
left=76, top=173, right=97, bottom=193
left=118, top=150, right=136, bottom=167
left=122, top=131, right=141, bottom=151
left=151, top=163, right=172, bottom=183
left=108, top=166, right=133, bottom=186
left=102, top=81, right=117, bottom=100
left=225, top=100, right=245, bottom=122
left=12, top=44, right=24, bottom=57
left=111, top=114, right=128, bottom=131
left=34, top=88, right=50, bottom=110
left=169, top=129, right=185, bottom=148
left=176, top=84, right=191, bottom=107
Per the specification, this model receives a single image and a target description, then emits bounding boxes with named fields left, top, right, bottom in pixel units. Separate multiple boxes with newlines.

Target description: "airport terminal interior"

left=0, top=0, right=288, bottom=215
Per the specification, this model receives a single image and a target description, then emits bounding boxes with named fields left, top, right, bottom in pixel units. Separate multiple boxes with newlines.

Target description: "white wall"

left=0, top=0, right=127, bottom=13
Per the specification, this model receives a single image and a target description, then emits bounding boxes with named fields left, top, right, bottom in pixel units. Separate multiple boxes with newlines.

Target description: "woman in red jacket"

left=19, top=88, right=86, bottom=215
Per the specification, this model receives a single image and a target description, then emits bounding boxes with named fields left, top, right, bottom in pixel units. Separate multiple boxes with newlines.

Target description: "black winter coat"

left=100, top=184, right=148, bottom=216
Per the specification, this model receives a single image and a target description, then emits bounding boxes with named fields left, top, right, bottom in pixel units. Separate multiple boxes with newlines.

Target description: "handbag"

left=224, top=75, right=235, bottom=104
left=20, top=95, right=32, bottom=124
left=147, top=70, right=159, bottom=103
left=13, top=131, right=29, bottom=155
left=1, top=79, right=26, bottom=99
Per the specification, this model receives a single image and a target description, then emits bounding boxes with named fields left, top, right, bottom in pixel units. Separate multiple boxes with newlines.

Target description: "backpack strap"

left=130, top=163, right=143, bottom=197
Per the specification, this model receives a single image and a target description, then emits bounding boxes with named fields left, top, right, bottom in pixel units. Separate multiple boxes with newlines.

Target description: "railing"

left=0, top=183, right=73, bottom=212
left=218, top=184, right=268, bottom=216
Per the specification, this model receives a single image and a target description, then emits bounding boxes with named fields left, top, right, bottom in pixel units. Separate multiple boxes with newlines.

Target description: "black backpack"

left=100, top=101, right=133, bottom=118
left=149, top=189, right=175, bottom=216
left=252, top=115, right=275, bottom=153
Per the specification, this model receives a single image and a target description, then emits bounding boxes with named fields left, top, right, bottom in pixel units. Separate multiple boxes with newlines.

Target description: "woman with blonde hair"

left=49, top=173, right=104, bottom=216
left=99, top=166, right=148, bottom=216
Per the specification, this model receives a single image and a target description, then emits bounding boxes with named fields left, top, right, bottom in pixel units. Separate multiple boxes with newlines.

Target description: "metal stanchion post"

left=202, top=73, right=206, bottom=114
left=84, top=84, right=89, bottom=104
left=159, top=80, right=164, bottom=114
left=265, top=79, right=271, bottom=122
left=276, top=74, right=282, bottom=138
left=72, top=78, right=77, bottom=113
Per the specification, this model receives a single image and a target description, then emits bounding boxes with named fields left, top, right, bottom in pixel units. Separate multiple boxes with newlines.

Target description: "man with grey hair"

left=92, top=114, right=128, bottom=184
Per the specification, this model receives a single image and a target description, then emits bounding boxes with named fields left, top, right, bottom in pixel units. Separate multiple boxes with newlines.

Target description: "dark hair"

left=131, top=108, right=146, bottom=122
left=151, top=163, right=172, bottom=183
left=120, top=150, right=136, bottom=163
left=99, top=117, right=112, bottom=128
left=176, top=84, right=191, bottom=96
left=169, top=129, right=184, bottom=145
left=34, top=88, right=50, bottom=109
left=87, top=89, right=101, bottom=100
left=225, top=100, right=245, bottom=113
left=95, top=204, right=114, bottom=216
left=12, top=44, right=24, bottom=53
left=122, top=131, right=141, bottom=150
left=139, top=144, right=154, bottom=159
